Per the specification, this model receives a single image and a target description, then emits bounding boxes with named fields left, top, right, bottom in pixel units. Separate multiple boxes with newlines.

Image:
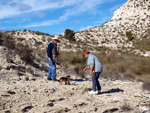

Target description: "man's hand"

left=49, top=58, right=52, bottom=62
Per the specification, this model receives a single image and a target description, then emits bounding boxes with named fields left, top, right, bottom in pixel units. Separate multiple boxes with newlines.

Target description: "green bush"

left=23, top=29, right=27, bottom=32
left=126, top=31, right=134, bottom=41
left=70, top=56, right=86, bottom=65
left=64, top=29, right=75, bottom=41
left=35, top=31, right=45, bottom=35
left=0, top=31, right=3, bottom=44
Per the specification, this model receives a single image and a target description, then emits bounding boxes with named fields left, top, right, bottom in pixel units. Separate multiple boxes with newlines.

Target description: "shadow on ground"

left=70, top=78, right=89, bottom=82
left=99, top=88, right=124, bottom=95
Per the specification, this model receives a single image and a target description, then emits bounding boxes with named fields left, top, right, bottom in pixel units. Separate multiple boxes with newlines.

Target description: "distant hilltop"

left=75, top=0, right=150, bottom=56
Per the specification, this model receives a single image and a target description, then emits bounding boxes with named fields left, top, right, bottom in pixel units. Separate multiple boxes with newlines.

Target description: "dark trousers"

left=92, top=72, right=101, bottom=91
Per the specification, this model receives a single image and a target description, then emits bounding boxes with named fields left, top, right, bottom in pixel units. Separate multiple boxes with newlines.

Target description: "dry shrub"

left=133, top=39, right=150, bottom=51
left=70, top=56, right=86, bottom=65
left=101, top=64, right=123, bottom=80
left=101, top=71, right=122, bottom=80
left=33, top=48, right=46, bottom=60
left=15, top=43, right=34, bottom=64
left=142, top=81, right=150, bottom=91
left=59, top=51, right=86, bottom=77
left=98, top=52, right=150, bottom=81
left=26, top=66, right=34, bottom=74
left=128, top=57, right=150, bottom=77
left=107, top=50, right=118, bottom=59
left=62, top=62, right=69, bottom=73
left=117, top=62, right=128, bottom=73
left=2, top=35, right=16, bottom=49
left=59, top=51, right=86, bottom=65
left=122, top=73, right=135, bottom=81
left=121, top=102, right=133, bottom=112
left=74, top=65, right=85, bottom=78
left=1, top=34, right=34, bottom=64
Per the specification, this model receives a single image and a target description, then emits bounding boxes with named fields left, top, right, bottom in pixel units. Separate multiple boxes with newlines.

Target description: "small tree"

left=23, top=29, right=27, bottom=32
left=64, top=29, right=75, bottom=41
left=0, top=31, right=3, bottom=44
left=126, top=31, right=134, bottom=41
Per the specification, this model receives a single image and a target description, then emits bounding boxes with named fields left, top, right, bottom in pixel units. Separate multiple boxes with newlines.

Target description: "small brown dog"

left=59, top=75, right=71, bottom=85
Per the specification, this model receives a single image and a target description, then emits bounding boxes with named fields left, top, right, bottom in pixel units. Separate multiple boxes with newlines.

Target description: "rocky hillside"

left=4, top=30, right=80, bottom=53
left=75, top=0, right=150, bottom=56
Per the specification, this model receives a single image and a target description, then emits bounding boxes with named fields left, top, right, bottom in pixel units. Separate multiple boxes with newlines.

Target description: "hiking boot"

left=96, top=90, right=101, bottom=94
left=88, top=90, right=97, bottom=95
left=47, top=78, right=52, bottom=80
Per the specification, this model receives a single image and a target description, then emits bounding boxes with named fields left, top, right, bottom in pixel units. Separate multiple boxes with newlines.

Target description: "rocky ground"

left=0, top=69, right=150, bottom=113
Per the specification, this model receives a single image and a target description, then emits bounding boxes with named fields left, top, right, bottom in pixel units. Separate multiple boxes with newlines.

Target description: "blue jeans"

left=47, top=58, right=56, bottom=80
left=92, top=72, right=101, bottom=92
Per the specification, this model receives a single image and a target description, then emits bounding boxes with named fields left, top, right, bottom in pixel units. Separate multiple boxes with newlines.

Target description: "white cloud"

left=80, top=26, right=93, bottom=31
left=0, top=0, right=116, bottom=29
left=73, top=20, right=81, bottom=24
left=22, top=0, right=111, bottom=28
left=0, top=0, right=81, bottom=19
left=93, top=16, right=111, bottom=24
left=0, top=0, right=111, bottom=19
left=110, top=3, right=124, bottom=13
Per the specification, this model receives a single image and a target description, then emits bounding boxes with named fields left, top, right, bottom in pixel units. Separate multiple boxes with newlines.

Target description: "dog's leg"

left=65, top=80, right=67, bottom=85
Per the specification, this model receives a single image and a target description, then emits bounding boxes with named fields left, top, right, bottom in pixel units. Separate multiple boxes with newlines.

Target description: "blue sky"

left=0, top=0, right=127, bottom=35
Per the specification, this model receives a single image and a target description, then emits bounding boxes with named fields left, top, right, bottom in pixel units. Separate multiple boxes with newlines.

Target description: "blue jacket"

left=47, top=42, right=53, bottom=59
left=47, top=41, right=58, bottom=61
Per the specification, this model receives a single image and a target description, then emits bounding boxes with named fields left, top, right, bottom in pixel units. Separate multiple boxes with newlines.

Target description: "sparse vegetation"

left=142, top=81, right=150, bottom=91
left=121, top=102, right=133, bottom=112
left=2, top=34, right=16, bottom=49
left=15, top=43, right=34, bottom=64
left=59, top=50, right=150, bottom=82
left=1, top=33, right=34, bottom=64
left=58, top=51, right=86, bottom=77
left=35, top=31, right=45, bottom=35
left=70, top=56, right=86, bottom=65
left=133, top=39, right=150, bottom=51
left=99, top=52, right=150, bottom=81
left=74, top=65, right=86, bottom=78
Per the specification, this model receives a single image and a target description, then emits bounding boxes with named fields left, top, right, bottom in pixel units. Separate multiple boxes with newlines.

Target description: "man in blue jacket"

left=47, top=36, right=60, bottom=81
